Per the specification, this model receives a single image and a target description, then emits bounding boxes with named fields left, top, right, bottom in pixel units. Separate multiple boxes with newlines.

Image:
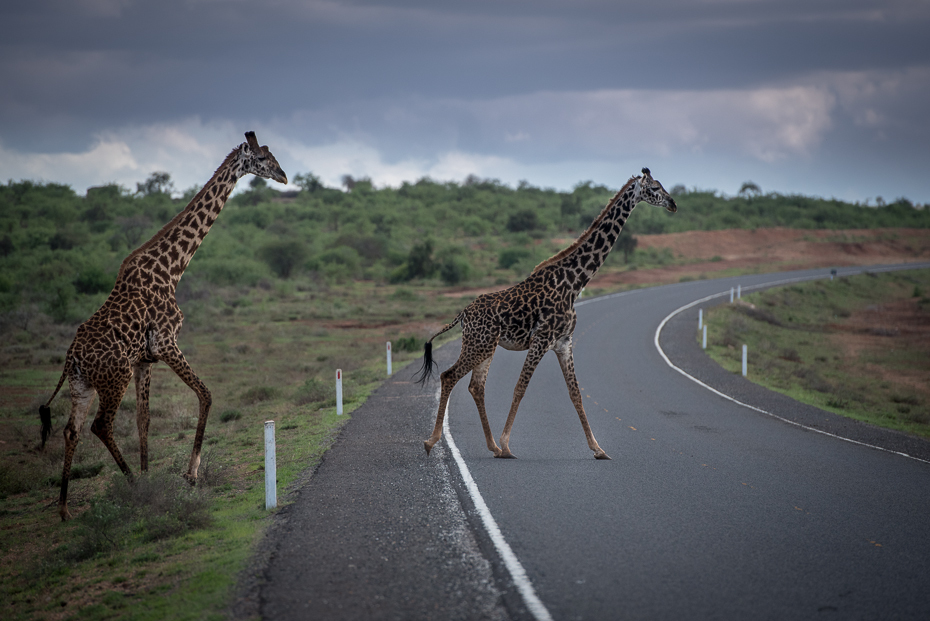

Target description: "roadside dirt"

left=593, top=227, right=930, bottom=288
left=828, top=296, right=930, bottom=402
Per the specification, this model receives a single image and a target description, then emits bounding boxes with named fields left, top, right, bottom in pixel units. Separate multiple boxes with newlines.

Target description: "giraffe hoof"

left=424, top=440, right=433, bottom=456
left=594, top=451, right=611, bottom=460
left=495, top=451, right=517, bottom=459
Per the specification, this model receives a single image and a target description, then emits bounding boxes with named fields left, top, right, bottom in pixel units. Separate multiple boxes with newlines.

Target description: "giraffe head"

left=637, top=167, right=677, bottom=213
left=238, top=131, right=288, bottom=184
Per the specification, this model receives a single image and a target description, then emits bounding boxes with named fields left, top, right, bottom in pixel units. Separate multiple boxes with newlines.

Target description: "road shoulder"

left=660, top=302, right=930, bottom=462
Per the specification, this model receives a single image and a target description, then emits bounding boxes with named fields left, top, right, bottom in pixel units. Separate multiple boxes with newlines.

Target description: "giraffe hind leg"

left=58, top=380, right=97, bottom=521
left=424, top=336, right=498, bottom=456
left=424, top=360, right=470, bottom=456
left=134, top=362, right=153, bottom=472
left=468, top=355, right=502, bottom=456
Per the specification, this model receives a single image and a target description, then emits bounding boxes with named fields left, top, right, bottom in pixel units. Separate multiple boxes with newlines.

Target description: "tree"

left=136, top=172, right=175, bottom=197
left=294, top=172, right=323, bottom=193
left=615, top=234, right=638, bottom=263
left=406, top=240, right=436, bottom=279
left=259, top=240, right=308, bottom=278
left=738, top=181, right=761, bottom=200
left=507, top=209, right=540, bottom=232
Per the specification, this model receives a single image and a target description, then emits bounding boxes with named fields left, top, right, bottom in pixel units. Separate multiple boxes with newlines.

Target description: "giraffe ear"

left=641, top=167, right=651, bottom=177
left=244, top=131, right=260, bottom=152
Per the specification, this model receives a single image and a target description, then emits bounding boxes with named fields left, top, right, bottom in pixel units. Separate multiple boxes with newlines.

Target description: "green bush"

left=260, top=239, right=309, bottom=278
left=499, top=248, right=531, bottom=269
left=293, top=378, right=331, bottom=406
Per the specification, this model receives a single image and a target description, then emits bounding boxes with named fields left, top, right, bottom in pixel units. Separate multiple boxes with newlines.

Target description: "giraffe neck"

left=539, top=178, right=639, bottom=299
left=117, top=148, right=246, bottom=292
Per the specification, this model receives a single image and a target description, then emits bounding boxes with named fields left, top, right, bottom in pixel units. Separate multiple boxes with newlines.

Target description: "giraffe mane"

left=531, top=175, right=637, bottom=274
left=116, top=146, right=241, bottom=280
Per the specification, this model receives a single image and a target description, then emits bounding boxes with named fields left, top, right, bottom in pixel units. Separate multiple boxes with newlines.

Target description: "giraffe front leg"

left=160, top=345, right=212, bottom=483
left=90, top=387, right=137, bottom=478
left=134, top=362, right=153, bottom=471
left=498, top=340, right=548, bottom=459
left=554, top=338, right=610, bottom=460
left=468, top=355, right=502, bottom=457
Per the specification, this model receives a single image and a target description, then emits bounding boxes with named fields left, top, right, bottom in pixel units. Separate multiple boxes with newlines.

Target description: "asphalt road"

left=244, top=263, right=930, bottom=621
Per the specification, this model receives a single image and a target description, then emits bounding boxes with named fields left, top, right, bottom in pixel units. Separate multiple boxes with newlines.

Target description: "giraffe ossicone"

left=40, top=132, right=287, bottom=521
left=416, top=168, right=677, bottom=460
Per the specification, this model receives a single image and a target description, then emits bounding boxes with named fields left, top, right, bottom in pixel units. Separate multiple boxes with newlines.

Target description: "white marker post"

left=336, top=369, right=343, bottom=415
left=698, top=308, right=703, bottom=330
left=737, top=284, right=741, bottom=299
left=386, top=341, right=392, bottom=377
left=730, top=287, right=735, bottom=303
left=702, top=324, right=707, bottom=349
left=264, top=420, right=276, bottom=510
left=742, top=345, right=748, bottom=377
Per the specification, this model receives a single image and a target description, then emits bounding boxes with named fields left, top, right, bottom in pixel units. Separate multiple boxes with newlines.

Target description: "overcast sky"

left=2, top=0, right=929, bottom=203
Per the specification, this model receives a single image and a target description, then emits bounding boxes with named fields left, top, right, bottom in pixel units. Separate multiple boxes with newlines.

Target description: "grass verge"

left=703, top=269, right=930, bottom=438
left=0, top=278, right=470, bottom=621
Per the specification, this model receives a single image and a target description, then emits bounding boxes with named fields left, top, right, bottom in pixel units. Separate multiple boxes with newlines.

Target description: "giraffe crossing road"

left=252, top=263, right=930, bottom=621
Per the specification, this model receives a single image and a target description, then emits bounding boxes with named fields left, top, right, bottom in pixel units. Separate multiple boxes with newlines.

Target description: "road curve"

left=448, top=262, right=930, bottom=620
left=245, top=263, right=930, bottom=620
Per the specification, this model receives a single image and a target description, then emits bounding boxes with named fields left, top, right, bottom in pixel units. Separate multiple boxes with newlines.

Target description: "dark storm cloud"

left=4, top=1, right=927, bottom=122
left=1, top=1, right=929, bottom=201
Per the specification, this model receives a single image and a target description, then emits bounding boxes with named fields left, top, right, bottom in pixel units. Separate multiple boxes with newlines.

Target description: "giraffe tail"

left=413, top=314, right=463, bottom=385
left=39, top=367, right=67, bottom=449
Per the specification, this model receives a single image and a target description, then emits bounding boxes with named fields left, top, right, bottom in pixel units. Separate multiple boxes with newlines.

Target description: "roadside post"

left=336, top=369, right=343, bottom=415
left=264, top=420, right=276, bottom=510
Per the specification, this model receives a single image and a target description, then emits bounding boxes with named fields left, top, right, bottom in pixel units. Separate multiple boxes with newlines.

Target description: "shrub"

left=499, top=248, right=531, bottom=269
left=439, top=254, right=472, bottom=285
left=53, top=470, right=212, bottom=564
left=259, top=239, right=309, bottom=278
left=294, top=378, right=331, bottom=406
left=393, top=336, right=421, bottom=352
left=507, top=209, right=540, bottom=232
left=74, top=266, right=114, bottom=295
left=240, top=386, right=278, bottom=405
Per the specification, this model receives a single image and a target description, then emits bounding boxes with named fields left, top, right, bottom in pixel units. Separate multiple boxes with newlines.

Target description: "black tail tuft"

left=413, top=341, right=437, bottom=385
left=39, top=405, right=52, bottom=449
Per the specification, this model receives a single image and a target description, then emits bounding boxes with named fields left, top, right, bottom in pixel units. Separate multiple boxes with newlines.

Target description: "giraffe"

left=416, top=168, right=677, bottom=459
left=39, top=131, right=287, bottom=521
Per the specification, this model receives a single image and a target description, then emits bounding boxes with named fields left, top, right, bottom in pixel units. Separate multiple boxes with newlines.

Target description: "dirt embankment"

left=593, top=227, right=930, bottom=288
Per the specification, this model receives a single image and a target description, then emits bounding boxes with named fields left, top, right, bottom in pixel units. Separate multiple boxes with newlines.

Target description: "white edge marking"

left=439, top=391, right=555, bottom=621
left=642, top=268, right=930, bottom=465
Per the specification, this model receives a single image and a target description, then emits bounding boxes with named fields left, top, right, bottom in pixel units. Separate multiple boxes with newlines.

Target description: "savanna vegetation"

left=1, top=174, right=926, bottom=327
left=0, top=171, right=927, bottom=619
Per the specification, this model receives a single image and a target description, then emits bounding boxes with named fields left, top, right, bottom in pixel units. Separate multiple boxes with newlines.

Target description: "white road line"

left=647, top=267, right=930, bottom=465
left=440, top=391, right=554, bottom=621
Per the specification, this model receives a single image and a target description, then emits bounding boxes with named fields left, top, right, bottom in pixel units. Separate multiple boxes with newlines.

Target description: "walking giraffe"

left=40, top=131, right=287, bottom=521
left=417, top=168, right=677, bottom=459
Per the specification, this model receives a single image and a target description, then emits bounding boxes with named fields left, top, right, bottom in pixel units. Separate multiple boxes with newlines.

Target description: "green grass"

left=0, top=278, right=476, bottom=621
left=703, top=269, right=930, bottom=438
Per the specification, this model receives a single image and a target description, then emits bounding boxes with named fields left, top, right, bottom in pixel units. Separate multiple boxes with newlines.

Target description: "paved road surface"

left=243, top=263, right=930, bottom=620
